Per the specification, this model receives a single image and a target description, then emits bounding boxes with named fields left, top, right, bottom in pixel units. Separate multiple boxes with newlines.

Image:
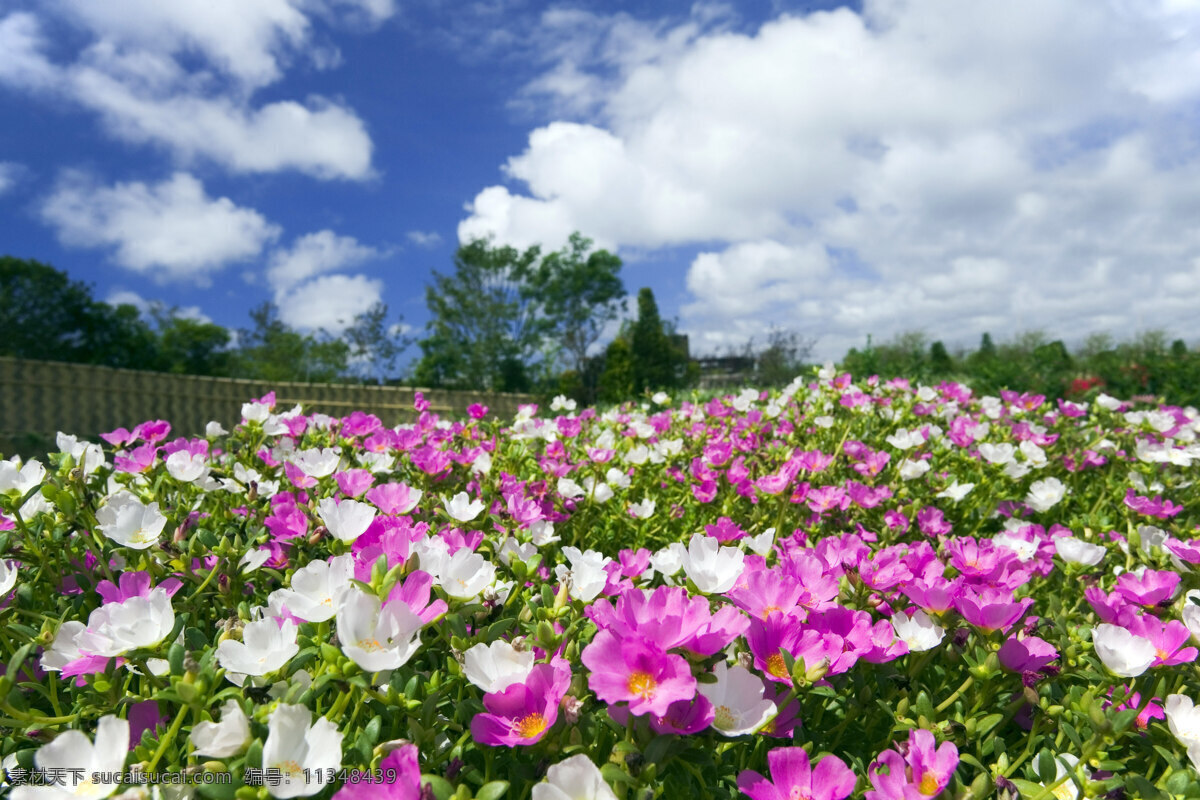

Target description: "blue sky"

left=4, top=0, right=1200, bottom=369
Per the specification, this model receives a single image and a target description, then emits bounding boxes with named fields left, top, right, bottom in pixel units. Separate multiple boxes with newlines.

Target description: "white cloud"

left=0, top=8, right=375, bottom=180
left=462, top=0, right=1200, bottom=357
left=0, top=162, right=21, bottom=195
left=42, top=171, right=280, bottom=283
left=406, top=230, right=442, bottom=248
left=275, top=273, right=383, bottom=332
left=267, top=230, right=380, bottom=293
left=105, top=289, right=213, bottom=324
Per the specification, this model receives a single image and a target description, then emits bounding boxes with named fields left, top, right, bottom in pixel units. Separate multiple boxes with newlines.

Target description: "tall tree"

left=629, top=287, right=690, bottom=392
left=529, top=233, right=624, bottom=378
left=0, top=256, right=158, bottom=367
left=343, top=302, right=411, bottom=384
left=414, top=238, right=546, bottom=391
left=235, top=302, right=348, bottom=383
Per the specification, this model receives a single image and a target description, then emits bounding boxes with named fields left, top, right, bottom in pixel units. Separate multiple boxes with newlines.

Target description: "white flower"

left=165, top=451, right=209, bottom=483
left=241, top=401, right=272, bottom=423
left=240, top=548, right=272, bottom=574
left=1004, top=460, right=1033, bottom=480
left=498, top=536, right=537, bottom=567
left=336, top=589, right=424, bottom=673
left=443, top=491, right=486, bottom=522
left=681, top=534, right=744, bottom=595
left=550, top=395, right=577, bottom=412
left=413, top=536, right=450, bottom=579
left=650, top=542, right=688, bottom=580
left=1184, top=596, right=1200, bottom=646
left=40, top=621, right=86, bottom=673
left=555, top=547, right=612, bottom=602
left=582, top=477, right=613, bottom=504
left=529, top=520, right=559, bottom=546
left=205, top=420, right=229, bottom=437
left=289, top=447, right=341, bottom=479
left=557, top=478, right=586, bottom=499
left=885, top=428, right=922, bottom=450
left=463, top=640, right=536, bottom=694
left=1166, top=694, right=1200, bottom=748
left=744, top=528, right=776, bottom=557
left=891, top=610, right=945, bottom=652
left=532, top=754, right=618, bottom=800
left=317, top=497, right=377, bottom=543
left=273, top=556, right=355, bottom=623
left=1026, top=477, right=1067, bottom=513
left=0, top=456, right=45, bottom=495
left=471, top=451, right=492, bottom=475
left=605, top=467, right=631, bottom=490
left=993, top=532, right=1037, bottom=562
left=697, top=662, right=776, bottom=736
left=898, top=459, right=931, bottom=480
left=628, top=498, right=656, bottom=519
left=651, top=392, right=670, bottom=405
left=13, top=716, right=128, bottom=800
left=1054, top=538, right=1105, bottom=566
left=624, top=445, right=650, bottom=465
left=359, top=451, right=395, bottom=474
left=1019, top=440, right=1047, bottom=467
left=77, top=589, right=175, bottom=657
left=936, top=481, right=975, bottom=502
left=262, top=705, right=344, bottom=798
left=978, top=442, right=1016, bottom=465
left=56, top=433, right=106, bottom=475
left=217, top=618, right=299, bottom=679
left=1096, top=393, right=1123, bottom=411
left=439, top=549, right=497, bottom=601
left=1138, top=525, right=1168, bottom=554
left=190, top=699, right=251, bottom=758
left=1092, top=623, right=1156, bottom=677
left=95, top=491, right=169, bottom=550
left=0, top=560, right=17, bottom=597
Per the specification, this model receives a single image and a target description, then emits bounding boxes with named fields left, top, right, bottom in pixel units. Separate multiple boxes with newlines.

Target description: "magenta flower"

left=1084, top=587, right=1138, bottom=627
left=1115, top=569, right=1180, bottom=607
left=366, top=482, right=423, bottom=515
left=738, top=747, right=856, bottom=800
left=998, top=635, right=1059, bottom=673
left=747, top=611, right=804, bottom=683
left=470, top=661, right=571, bottom=747
left=585, top=586, right=748, bottom=656
left=335, top=469, right=376, bottom=498
left=581, top=631, right=697, bottom=717
left=900, top=574, right=957, bottom=616
left=954, top=586, right=1034, bottom=634
left=866, top=729, right=958, bottom=800
left=759, top=683, right=802, bottom=739
left=727, top=567, right=805, bottom=620
left=1104, top=688, right=1166, bottom=731
left=610, top=693, right=715, bottom=735
left=1127, top=614, right=1198, bottom=667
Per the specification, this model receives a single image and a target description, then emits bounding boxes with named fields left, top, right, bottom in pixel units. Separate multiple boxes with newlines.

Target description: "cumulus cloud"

left=267, top=230, right=381, bottom=293
left=105, top=289, right=213, bottom=324
left=406, top=230, right=442, bottom=248
left=463, top=0, right=1200, bottom=357
left=0, top=7, right=375, bottom=179
left=275, top=273, right=384, bottom=333
left=42, top=171, right=280, bottom=283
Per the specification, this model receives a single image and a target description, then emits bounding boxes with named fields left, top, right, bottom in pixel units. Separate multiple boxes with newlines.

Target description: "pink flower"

left=470, top=660, right=570, bottom=746
left=1127, top=614, right=1198, bottom=667
left=332, top=744, right=421, bottom=800
left=954, top=586, right=1034, bottom=634
left=335, top=469, right=376, bottom=498
left=998, top=635, right=1058, bottom=673
left=585, top=586, right=748, bottom=656
left=581, top=631, right=697, bottom=717
left=467, top=403, right=488, bottom=419
left=747, top=611, right=805, bottom=683
left=738, top=747, right=856, bottom=800
left=866, top=729, right=958, bottom=800
left=1116, top=569, right=1180, bottom=607
left=366, top=482, right=423, bottom=515
left=727, top=567, right=805, bottom=620
left=610, top=693, right=715, bottom=735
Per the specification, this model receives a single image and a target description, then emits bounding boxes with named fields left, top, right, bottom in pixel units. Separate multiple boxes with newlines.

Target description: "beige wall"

left=0, top=357, right=535, bottom=447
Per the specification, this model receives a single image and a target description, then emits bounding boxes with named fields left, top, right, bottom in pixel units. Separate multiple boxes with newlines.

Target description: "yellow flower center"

left=514, top=712, right=547, bottom=739
left=714, top=704, right=736, bottom=729
left=1156, top=648, right=1170, bottom=662
left=357, top=638, right=384, bottom=652
left=767, top=652, right=790, bottom=679
left=627, top=671, right=657, bottom=699
left=275, top=760, right=303, bottom=777
left=918, top=773, right=941, bottom=796
left=762, top=605, right=782, bottom=619
left=1051, top=782, right=1076, bottom=800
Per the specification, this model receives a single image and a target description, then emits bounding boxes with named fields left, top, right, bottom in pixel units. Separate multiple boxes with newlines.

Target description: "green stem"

left=148, top=703, right=188, bottom=772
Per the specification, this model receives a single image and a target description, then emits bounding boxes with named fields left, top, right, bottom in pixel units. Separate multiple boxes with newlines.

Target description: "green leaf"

left=420, top=775, right=455, bottom=800
left=475, top=781, right=510, bottom=800
left=1036, top=749, right=1056, bottom=784
left=1166, top=769, right=1192, bottom=795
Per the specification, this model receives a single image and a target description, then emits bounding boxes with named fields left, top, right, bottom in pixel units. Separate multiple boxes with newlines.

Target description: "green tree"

left=147, top=303, right=234, bottom=376
left=0, top=256, right=158, bottom=367
left=414, top=238, right=545, bottom=391
left=754, top=328, right=815, bottom=387
left=343, top=302, right=411, bottom=384
left=528, top=233, right=625, bottom=390
left=598, top=336, right=636, bottom=402
left=629, top=287, right=691, bottom=393
left=235, top=303, right=348, bottom=382
left=929, top=340, right=954, bottom=375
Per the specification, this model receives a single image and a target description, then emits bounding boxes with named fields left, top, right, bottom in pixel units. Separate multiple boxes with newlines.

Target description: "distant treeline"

left=5, top=252, right=1198, bottom=409
left=840, top=330, right=1200, bottom=408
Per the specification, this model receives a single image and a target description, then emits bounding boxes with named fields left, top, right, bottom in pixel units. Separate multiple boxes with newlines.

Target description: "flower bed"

left=1, top=370, right=1200, bottom=799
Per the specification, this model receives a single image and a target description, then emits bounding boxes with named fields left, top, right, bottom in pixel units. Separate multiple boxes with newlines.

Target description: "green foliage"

left=342, top=302, right=411, bottom=384
left=416, top=234, right=625, bottom=394
left=598, top=337, right=636, bottom=402
left=233, top=302, right=349, bottom=383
